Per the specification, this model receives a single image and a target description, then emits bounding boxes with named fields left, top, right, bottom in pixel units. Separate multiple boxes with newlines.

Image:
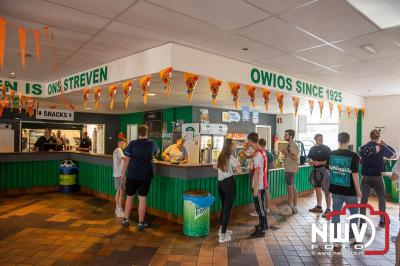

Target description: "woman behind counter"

left=162, top=138, right=188, bottom=164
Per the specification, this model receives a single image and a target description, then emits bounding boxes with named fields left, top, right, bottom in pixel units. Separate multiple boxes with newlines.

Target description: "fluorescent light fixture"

left=360, top=44, right=379, bottom=54
left=148, top=93, right=157, bottom=96
left=346, top=0, right=400, bottom=29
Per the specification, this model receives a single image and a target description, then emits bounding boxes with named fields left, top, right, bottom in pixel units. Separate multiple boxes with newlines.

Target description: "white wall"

left=363, top=95, right=400, bottom=153
left=338, top=112, right=357, bottom=149
left=276, top=114, right=297, bottom=140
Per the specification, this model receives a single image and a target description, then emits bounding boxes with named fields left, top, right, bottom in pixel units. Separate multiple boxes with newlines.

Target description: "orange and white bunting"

left=292, top=96, right=299, bottom=116
left=34, top=30, right=40, bottom=63
left=329, top=102, right=334, bottom=118
left=0, top=18, right=5, bottom=69
left=262, top=88, right=271, bottom=112
left=122, top=80, right=133, bottom=109
left=318, top=100, right=324, bottom=118
left=9, top=89, right=16, bottom=111
left=18, top=93, right=23, bottom=113
left=139, top=75, right=151, bottom=104
left=159, top=67, right=172, bottom=96
left=246, top=85, right=256, bottom=108
left=309, top=99, right=314, bottom=115
left=338, top=104, right=343, bottom=118
left=346, top=106, right=352, bottom=118
left=275, top=92, right=284, bottom=114
left=354, top=107, right=359, bottom=119
left=94, top=87, right=101, bottom=111
left=82, top=88, right=90, bottom=109
left=108, top=84, right=117, bottom=110
left=183, top=73, right=199, bottom=102
left=361, top=107, right=366, bottom=119
left=18, top=27, right=26, bottom=69
left=229, top=83, right=240, bottom=110
left=209, top=78, right=222, bottom=105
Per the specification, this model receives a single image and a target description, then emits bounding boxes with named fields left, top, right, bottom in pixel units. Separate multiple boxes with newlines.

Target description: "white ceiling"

left=1, top=0, right=400, bottom=106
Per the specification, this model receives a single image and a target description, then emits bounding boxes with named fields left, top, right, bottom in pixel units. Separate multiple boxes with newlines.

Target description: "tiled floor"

left=0, top=192, right=398, bottom=266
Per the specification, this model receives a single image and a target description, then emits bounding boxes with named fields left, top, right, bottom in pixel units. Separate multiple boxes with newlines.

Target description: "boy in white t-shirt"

left=113, top=138, right=127, bottom=217
left=247, top=132, right=269, bottom=238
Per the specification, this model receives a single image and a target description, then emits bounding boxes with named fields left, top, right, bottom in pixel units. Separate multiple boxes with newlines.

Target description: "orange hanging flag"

left=209, top=78, right=222, bottom=105
left=275, top=92, right=284, bottom=114
left=43, top=26, right=49, bottom=45
left=139, top=75, right=151, bottom=104
left=361, top=107, right=366, bottom=119
left=122, top=80, right=133, bottom=109
left=108, top=84, right=117, bottom=110
left=0, top=18, right=6, bottom=69
left=1, top=84, right=6, bottom=99
left=82, top=88, right=90, bottom=109
left=183, top=73, right=199, bottom=102
left=18, top=28, right=26, bottom=69
left=338, top=104, right=343, bottom=118
left=292, top=96, right=299, bottom=116
left=9, top=89, right=16, bottom=111
left=309, top=99, right=315, bottom=115
left=94, top=87, right=101, bottom=111
left=0, top=100, right=4, bottom=118
left=229, top=83, right=240, bottom=110
left=18, top=93, right=23, bottom=113
left=246, top=85, right=256, bottom=108
left=159, top=67, right=172, bottom=96
left=262, top=88, right=271, bottom=112
left=354, top=107, right=359, bottom=119
left=346, top=106, right=352, bottom=118
left=34, top=30, right=40, bottom=63
left=318, top=100, right=324, bottom=118
left=329, top=102, right=334, bottom=118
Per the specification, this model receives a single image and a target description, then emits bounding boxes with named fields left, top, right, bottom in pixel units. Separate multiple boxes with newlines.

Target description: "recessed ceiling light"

left=10, top=72, right=15, bottom=75
left=85, top=107, right=92, bottom=110
left=361, top=44, right=379, bottom=54
left=242, top=48, right=249, bottom=51
left=148, top=93, right=157, bottom=96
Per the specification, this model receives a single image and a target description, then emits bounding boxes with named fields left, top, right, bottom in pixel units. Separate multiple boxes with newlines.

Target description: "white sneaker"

left=249, top=211, right=258, bottom=217
left=115, top=208, right=119, bottom=216
left=218, top=233, right=231, bottom=243
left=218, top=228, right=233, bottom=236
left=280, top=206, right=292, bottom=215
left=291, top=206, right=298, bottom=214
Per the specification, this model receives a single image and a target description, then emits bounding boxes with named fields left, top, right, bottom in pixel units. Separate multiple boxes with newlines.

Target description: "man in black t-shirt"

left=326, top=132, right=361, bottom=250
left=77, top=131, right=92, bottom=152
left=308, top=134, right=331, bottom=217
left=121, top=125, right=159, bottom=230
left=34, top=128, right=57, bottom=151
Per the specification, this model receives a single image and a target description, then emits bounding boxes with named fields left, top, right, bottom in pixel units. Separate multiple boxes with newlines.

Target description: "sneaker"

left=138, top=221, right=149, bottom=230
left=121, top=218, right=129, bottom=227
left=218, top=233, right=231, bottom=243
left=266, top=208, right=271, bottom=214
left=309, top=206, right=323, bottom=213
left=280, top=206, right=292, bottom=215
left=249, top=211, right=258, bottom=217
left=291, top=206, right=298, bottom=214
left=115, top=208, right=119, bottom=215
left=117, top=210, right=125, bottom=218
left=322, top=208, right=331, bottom=218
left=254, top=224, right=269, bottom=231
left=250, top=229, right=265, bottom=239
left=218, top=228, right=233, bottom=236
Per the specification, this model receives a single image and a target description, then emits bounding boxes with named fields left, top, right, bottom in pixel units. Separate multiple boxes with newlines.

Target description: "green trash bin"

left=183, top=190, right=215, bottom=237
left=391, top=180, right=399, bottom=203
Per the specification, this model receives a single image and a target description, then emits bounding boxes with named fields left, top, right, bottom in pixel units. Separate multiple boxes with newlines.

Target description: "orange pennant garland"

left=262, top=88, right=271, bottom=112
left=122, top=80, right=132, bottom=109
left=292, top=96, right=299, bottom=116
left=275, top=92, right=284, bottom=114
left=361, top=107, right=366, bottom=119
left=0, top=100, right=4, bottom=118
left=183, top=73, right=199, bottom=102
left=1, top=85, right=6, bottom=99
left=229, top=83, right=240, bottom=110
left=338, top=104, right=343, bottom=118
left=209, top=78, right=222, bottom=105
left=82, top=88, right=90, bottom=109
left=329, top=102, right=334, bottom=118
left=318, top=100, right=324, bottom=118
left=309, top=99, right=314, bottom=115
left=108, top=84, right=117, bottom=110
left=18, top=93, right=23, bottom=113
left=0, top=18, right=5, bottom=69
left=18, top=28, right=26, bottom=69
left=159, top=67, right=172, bottom=96
left=94, top=87, right=101, bottom=111
left=246, top=85, right=256, bottom=108
left=139, top=75, right=151, bottom=104
left=346, top=106, right=352, bottom=118
left=34, top=30, right=40, bottom=63
left=354, top=107, right=359, bottom=119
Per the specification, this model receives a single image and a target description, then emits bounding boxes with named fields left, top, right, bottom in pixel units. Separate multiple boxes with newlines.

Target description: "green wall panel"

left=119, top=112, right=144, bottom=136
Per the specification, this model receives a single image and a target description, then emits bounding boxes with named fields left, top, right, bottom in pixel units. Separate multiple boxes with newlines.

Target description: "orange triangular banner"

left=18, top=93, right=23, bottom=113
left=94, top=87, right=101, bottom=111
left=338, top=104, right=343, bottom=118
left=139, top=75, right=151, bottom=104
left=122, top=80, right=133, bottom=109
left=159, top=67, right=172, bottom=96
left=329, top=102, right=334, bottom=118
left=275, top=92, right=284, bottom=114
left=292, top=96, right=299, bottom=116
left=108, top=84, right=117, bottom=110
left=318, top=100, right=324, bottom=118
left=361, top=107, right=366, bottom=119
left=18, top=28, right=26, bottom=69
left=209, top=78, right=222, bottom=105
left=0, top=18, right=5, bottom=69
left=262, top=88, right=271, bottom=112
left=246, top=85, right=256, bottom=108
left=34, top=30, right=40, bottom=63
left=346, top=106, right=352, bottom=118
left=309, top=99, right=314, bottom=115
left=229, top=83, right=240, bottom=110
left=354, top=107, right=359, bottom=119
left=183, top=73, right=199, bottom=102
left=82, top=88, right=90, bottom=109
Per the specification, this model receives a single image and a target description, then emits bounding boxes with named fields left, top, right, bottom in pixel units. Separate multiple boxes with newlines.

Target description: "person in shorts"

left=280, top=129, right=299, bottom=215
left=307, top=134, right=331, bottom=217
left=113, top=138, right=127, bottom=217
left=121, top=125, right=159, bottom=230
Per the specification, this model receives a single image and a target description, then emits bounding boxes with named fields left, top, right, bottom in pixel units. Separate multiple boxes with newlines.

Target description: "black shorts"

left=126, top=178, right=151, bottom=196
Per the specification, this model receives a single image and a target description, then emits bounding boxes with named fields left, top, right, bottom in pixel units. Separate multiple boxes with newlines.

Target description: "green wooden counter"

left=0, top=152, right=313, bottom=223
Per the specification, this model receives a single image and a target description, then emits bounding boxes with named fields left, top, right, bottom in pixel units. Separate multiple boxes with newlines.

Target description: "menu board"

left=144, top=111, right=162, bottom=139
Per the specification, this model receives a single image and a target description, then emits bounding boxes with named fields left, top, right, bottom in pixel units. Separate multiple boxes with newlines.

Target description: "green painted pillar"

left=356, top=109, right=362, bottom=151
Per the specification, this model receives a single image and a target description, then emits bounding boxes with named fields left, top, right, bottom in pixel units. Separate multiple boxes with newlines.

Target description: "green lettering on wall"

left=80, top=73, right=85, bottom=87
left=86, top=71, right=93, bottom=85
left=32, top=84, right=42, bottom=95
left=100, top=66, right=107, bottom=82
left=286, top=77, right=292, bottom=91
left=93, top=69, right=99, bottom=84
left=250, top=68, right=260, bottom=84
